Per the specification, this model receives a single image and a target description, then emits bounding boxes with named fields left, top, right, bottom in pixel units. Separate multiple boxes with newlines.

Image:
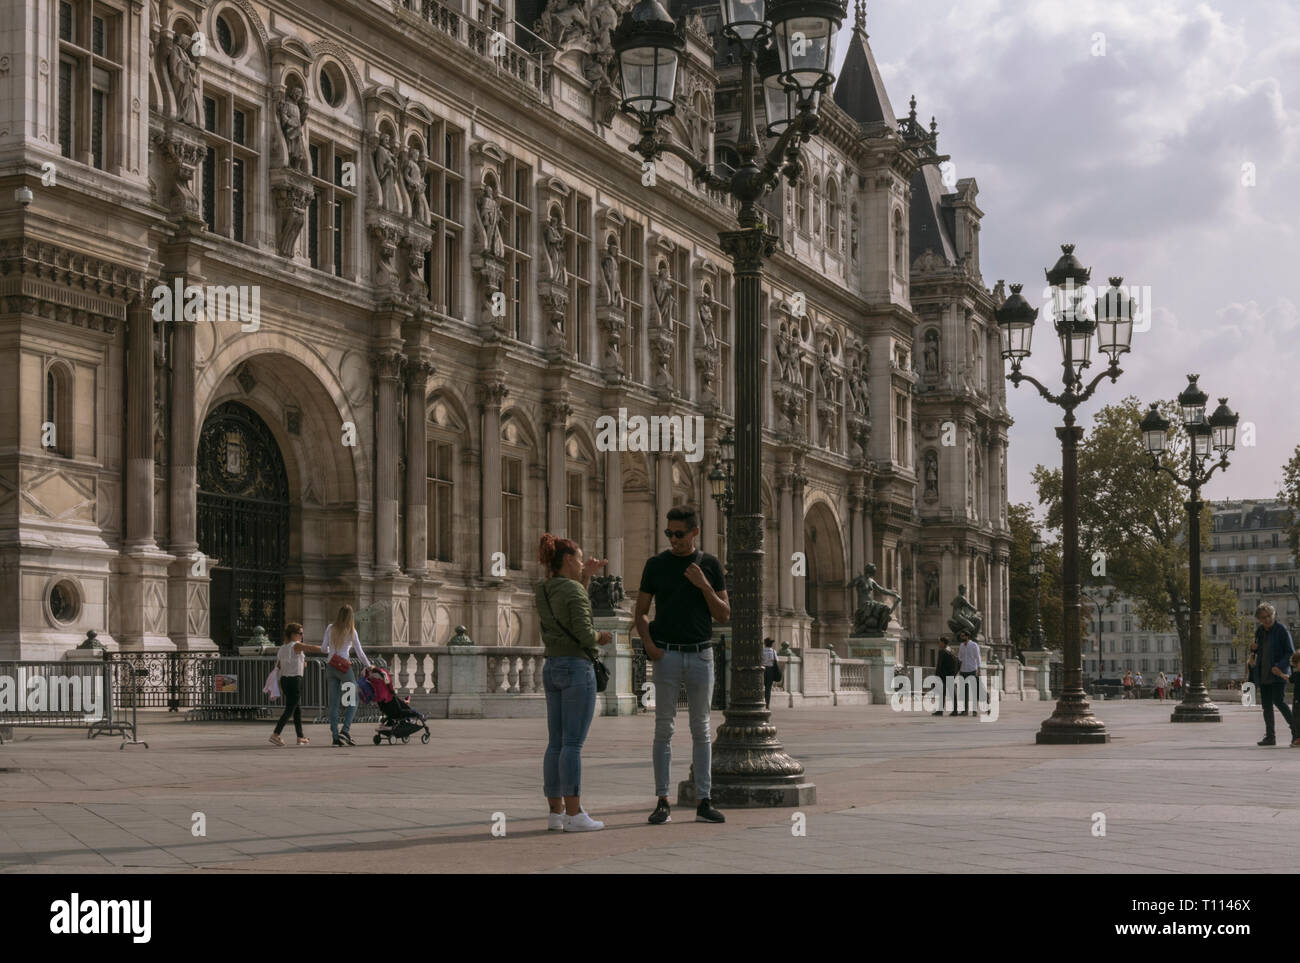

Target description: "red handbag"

left=328, top=653, right=351, bottom=673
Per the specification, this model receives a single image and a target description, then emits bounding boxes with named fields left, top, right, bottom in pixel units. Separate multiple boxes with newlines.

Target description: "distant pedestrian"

left=935, top=637, right=959, bottom=716
left=321, top=604, right=372, bottom=747
left=269, top=623, right=322, bottom=746
left=1155, top=671, right=1168, bottom=702
left=1249, top=602, right=1297, bottom=747
left=761, top=638, right=781, bottom=709
left=536, top=533, right=612, bottom=832
left=957, top=631, right=980, bottom=716
left=1134, top=671, right=1144, bottom=697
left=1123, top=671, right=1133, bottom=699
left=1174, top=672, right=1183, bottom=697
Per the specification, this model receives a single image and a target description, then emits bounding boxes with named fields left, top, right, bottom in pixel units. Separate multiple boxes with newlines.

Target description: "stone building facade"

left=1, top=0, right=1011, bottom=660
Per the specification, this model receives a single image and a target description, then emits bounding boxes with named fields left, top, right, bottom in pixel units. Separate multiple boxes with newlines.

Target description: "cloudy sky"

left=835, top=0, right=1300, bottom=518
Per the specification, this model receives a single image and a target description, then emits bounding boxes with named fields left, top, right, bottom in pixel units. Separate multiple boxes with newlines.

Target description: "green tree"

left=1031, top=396, right=1237, bottom=675
left=1007, top=502, right=1073, bottom=652
left=1278, top=445, right=1300, bottom=612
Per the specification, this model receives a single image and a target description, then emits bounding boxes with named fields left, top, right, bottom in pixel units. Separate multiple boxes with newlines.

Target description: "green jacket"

left=536, top=576, right=599, bottom=660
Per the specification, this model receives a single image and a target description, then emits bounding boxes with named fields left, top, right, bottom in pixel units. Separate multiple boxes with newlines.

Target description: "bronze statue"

left=947, top=584, right=982, bottom=639
left=850, top=562, right=901, bottom=635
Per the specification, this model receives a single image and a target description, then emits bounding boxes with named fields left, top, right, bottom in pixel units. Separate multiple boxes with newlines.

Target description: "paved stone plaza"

left=0, top=698, right=1293, bottom=874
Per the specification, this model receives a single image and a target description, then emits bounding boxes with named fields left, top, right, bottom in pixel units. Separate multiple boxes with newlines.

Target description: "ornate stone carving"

left=403, top=144, right=431, bottom=222
left=589, top=575, right=624, bottom=615
left=270, top=168, right=313, bottom=258
left=851, top=563, right=902, bottom=635
left=367, top=215, right=402, bottom=288
left=275, top=84, right=310, bottom=174
left=598, top=233, right=623, bottom=307
left=163, top=31, right=202, bottom=126
left=151, top=121, right=206, bottom=216
left=371, top=130, right=402, bottom=214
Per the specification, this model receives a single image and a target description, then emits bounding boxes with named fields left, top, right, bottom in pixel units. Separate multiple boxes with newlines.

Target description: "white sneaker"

left=547, top=812, right=569, bottom=831
left=564, top=812, right=604, bottom=832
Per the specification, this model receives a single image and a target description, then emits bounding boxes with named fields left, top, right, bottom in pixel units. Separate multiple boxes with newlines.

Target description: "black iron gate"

left=197, top=401, right=290, bottom=654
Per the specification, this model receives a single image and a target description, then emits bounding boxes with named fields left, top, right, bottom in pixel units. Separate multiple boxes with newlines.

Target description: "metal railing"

left=0, top=658, right=140, bottom=745
left=396, top=0, right=551, bottom=98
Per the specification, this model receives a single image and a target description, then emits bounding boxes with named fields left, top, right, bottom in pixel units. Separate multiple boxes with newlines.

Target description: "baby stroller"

left=359, top=666, right=431, bottom=745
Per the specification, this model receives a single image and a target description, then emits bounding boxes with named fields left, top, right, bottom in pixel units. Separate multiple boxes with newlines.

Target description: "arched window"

left=893, top=208, right=905, bottom=276
left=426, top=393, right=469, bottom=565
left=44, top=363, right=73, bottom=456
left=826, top=178, right=839, bottom=249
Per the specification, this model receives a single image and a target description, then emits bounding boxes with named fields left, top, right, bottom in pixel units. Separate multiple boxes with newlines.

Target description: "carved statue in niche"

left=925, top=450, right=939, bottom=497
left=847, top=357, right=869, bottom=417
left=924, top=329, right=939, bottom=374
left=403, top=145, right=430, bottom=222
left=166, top=31, right=202, bottom=126
left=599, top=234, right=623, bottom=307
left=816, top=343, right=840, bottom=398
left=697, top=287, right=717, bottom=351
left=372, top=131, right=401, bottom=213
left=475, top=182, right=505, bottom=258
left=775, top=321, right=801, bottom=384
left=652, top=261, right=675, bottom=325
left=276, top=85, right=310, bottom=173
left=274, top=182, right=310, bottom=257
left=404, top=245, right=425, bottom=292
left=966, top=442, right=976, bottom=517
left=543, top=207, right=568, bottom=284
left=924, top=566, right=940, bottom=609
left=537, top=0, right=590, bottom=47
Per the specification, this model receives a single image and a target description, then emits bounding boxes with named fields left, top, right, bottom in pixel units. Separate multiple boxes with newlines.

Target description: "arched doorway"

left=804, top=501, right=847, bottom=649
left=197, top=401, right=290, bottom=653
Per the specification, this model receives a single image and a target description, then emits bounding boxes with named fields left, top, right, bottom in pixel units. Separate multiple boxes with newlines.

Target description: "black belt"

left=656, top=641, right=712, bottom=652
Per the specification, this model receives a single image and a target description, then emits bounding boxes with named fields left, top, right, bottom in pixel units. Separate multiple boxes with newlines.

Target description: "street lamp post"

left=709, top=425, right=736, bottom=579
left=1139, top=377, right=1239, bottom=723
left=995, top=253, right=1136, bottom=744
left=614, top=0, right=848, bottom=804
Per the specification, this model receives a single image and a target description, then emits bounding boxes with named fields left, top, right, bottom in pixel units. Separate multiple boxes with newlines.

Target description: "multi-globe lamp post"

left=995, top=247, right=1136, bottom=744
left=1138, top=376, right=1239, bottom=723
left=613, top=0, right=847, bottom=804
left=709, top=425, right=737, bottom=579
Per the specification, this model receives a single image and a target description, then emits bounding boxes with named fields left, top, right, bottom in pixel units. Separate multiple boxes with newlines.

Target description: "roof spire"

left=854, top=0, right=866, bottom=34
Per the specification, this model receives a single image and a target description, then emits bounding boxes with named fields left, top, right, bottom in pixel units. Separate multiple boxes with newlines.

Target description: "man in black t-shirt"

left=634, top=505, right=730, bottom=825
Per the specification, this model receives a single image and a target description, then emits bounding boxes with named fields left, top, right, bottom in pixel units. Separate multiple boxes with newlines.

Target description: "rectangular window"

left=202, top=147, right=216, bottom=232
left=233, top=109, right=246, bottom=146
left=428, top=441, right=454, bottom=562
left=203, top=95, right=217, bottom=133
left=564, top=193, right=592, bottom=359
left=58, top=59, right=74, bottom=158
left=92, top=15, right=104, bottom=55
left=333, top=200, right=344, bottom=278
left=60, top=1, right=74, bottom=41
left=500, top=158, right=531, bottom=340
left=503, top=456, right=523, bottom=570
left=894, top=392, right=910, bottom=466
left=231, top=158, right=245, bottom=243
left=307, top=191, right=320, bottom=268
left=306, top=141, right=352, bottom=273
left=622, top=221, right=645, bottom=382
left=566, top=471, right=583, bottom=546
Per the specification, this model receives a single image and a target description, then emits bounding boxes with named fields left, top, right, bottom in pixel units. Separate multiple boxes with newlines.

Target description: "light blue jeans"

left=327, top=664, right=357, bottom=738
left=652, top=647, right=714, bottom=800
left=543, top=657, right=597, bottom=797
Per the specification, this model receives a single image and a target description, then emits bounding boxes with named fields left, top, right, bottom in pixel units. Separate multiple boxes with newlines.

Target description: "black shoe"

left=932, top=711, right=944, bottom=716
left=340, top=731, right=355, bottom=746
left=949, top=711, right=960, bottom=716
left=648, top=799, right=671, bottom=825
left=696, top=799, right=725, bottom=823
left=332, top=737, right=344, bottom=747
left=1258, top=736, right=1277, bottom=746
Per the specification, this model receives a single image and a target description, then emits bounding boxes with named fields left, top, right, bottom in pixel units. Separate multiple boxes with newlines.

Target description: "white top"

left=761, top=645, right=777, bottom=667
left=322, top=624, right=371, bottom=668
left=1157, top=673, right=1168, bottom=687
left=958, top=640, right=981, bottom=673
left=276, top=642, right=306, bottom=677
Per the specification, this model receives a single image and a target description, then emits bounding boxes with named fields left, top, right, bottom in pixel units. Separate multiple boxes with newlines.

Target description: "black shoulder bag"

left=541, top=582, right=610, bottom=692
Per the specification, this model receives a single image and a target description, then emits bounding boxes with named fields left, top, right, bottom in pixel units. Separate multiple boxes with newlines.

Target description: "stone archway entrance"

left=805, top=501, right=847, bottom=650
left=197, top=401, right=290, bottom=653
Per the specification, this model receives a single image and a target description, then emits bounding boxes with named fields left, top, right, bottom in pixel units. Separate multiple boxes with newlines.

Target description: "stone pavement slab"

left=0, top=698, right=1293, bottom=873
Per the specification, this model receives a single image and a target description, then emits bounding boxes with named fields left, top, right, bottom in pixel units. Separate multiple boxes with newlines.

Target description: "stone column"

left=404, top=358, right=434, bottom=574
left=792, top=471, right=806, bottom=615
left=604, top=447, right=623, bottom=579
left=479, top=378, right=508, bottom=578
left=373, top=349, right=405, bottom=575
left=656, top=449, right=674, bottom=551
left=989, top=552, right=1002, bottom=651
left=863, top=497, right=875, bottom=567
left=849, top=486, right=865, bottom=578
left=778, top=470, right=794, bottom=610
left=126, top=298, right=155, bottom=550
left=545, top=400, right=571, bottom=535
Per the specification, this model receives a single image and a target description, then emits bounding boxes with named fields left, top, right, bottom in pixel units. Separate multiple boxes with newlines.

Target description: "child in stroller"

left=359, top=665, right=431, bottom=745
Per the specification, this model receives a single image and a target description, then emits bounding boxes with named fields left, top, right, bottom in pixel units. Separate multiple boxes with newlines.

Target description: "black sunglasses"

left=665, top=529, right=691, bottom=539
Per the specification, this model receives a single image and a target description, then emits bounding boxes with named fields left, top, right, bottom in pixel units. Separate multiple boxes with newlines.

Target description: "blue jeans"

left=327, top=664, right=357, bottom=738
left=652, top=647, right=714, bottom=799
left=543, top=657, right=597, bottom=798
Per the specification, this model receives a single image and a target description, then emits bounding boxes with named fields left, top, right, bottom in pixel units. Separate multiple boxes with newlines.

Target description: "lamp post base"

left=1035, top=691, right=1110, bottom=744
left=677, top=713, right=817, bottom=808
left=1170, top=695, right=1222, bottom=723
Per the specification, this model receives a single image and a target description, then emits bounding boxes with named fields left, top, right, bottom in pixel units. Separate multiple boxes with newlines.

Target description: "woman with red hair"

left=536, top=533, right=611, bottom=832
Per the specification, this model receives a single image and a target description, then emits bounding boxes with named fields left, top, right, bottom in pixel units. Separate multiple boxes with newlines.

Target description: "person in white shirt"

left=1155, top=671, right=1168, bottom=702
left=269, top=622, right=322, bottom=746
left=957, top=631, right=981, bottom=716
left=761, top=638, right=780, bottom=709
left=322, top=605, right=372, bottom=746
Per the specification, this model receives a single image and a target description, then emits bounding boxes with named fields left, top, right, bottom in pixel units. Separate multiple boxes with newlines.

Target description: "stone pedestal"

left=444, top=645, right=488, bottom=719
left=370, top=575, right=412, bottom=646
left=166, top=554, right=217, bottom=651
left=594, top=613, right=636, bottom=716
left=853, top=633, right=902, bottom=704
left=1022, top=650, right=1054, bottom=701
left=116, top=551, right=176, bottom=651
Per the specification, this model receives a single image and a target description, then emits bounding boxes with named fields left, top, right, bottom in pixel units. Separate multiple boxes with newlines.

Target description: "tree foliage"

left=1007, top=502, right=1070, bottom=651
left=1279, top=444, right=1300, bottom=610
left=1031, top=396, right=1237, bottom=673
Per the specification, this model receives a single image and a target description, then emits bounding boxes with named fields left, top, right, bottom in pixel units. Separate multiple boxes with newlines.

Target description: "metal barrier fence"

left=0, top=659, right=139, bottom=745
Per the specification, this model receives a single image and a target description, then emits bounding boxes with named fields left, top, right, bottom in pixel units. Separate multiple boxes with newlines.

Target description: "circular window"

left=214, top=11, right=245, bottom=57
left=49, top=580, right=81, bottom=625
left=319, top=62, right=346, bottom=108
